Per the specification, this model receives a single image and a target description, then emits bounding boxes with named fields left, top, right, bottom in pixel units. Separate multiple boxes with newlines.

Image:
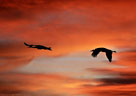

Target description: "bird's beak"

left=90, top=50, right=93, bottom=52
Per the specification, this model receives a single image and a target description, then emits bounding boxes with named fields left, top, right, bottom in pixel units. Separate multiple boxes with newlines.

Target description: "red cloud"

left=0, top=1, right=135, bottom=96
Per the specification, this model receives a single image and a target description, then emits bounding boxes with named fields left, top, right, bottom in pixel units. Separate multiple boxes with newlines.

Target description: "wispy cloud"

left=0, top=0, right=136, bottom=96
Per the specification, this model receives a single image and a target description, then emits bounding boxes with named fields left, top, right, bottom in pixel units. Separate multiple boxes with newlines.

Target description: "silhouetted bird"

left=24, top=42, right=52, bottom=51
left=90, top=47, right=116, bottom=62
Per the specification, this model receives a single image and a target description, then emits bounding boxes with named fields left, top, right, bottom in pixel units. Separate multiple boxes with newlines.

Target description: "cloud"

left=0, top=72, right=90, bottom=96
left=0, top=39, right=36, bottom=72
left=114, top=49, right=136, bottom=66
left=0, top=1, right=135, bottom=96
left=80, top=67, right=136, bottom=96
left=87, top=67, right=136, bottom=85
left=0, top=0, right=135, bottom=57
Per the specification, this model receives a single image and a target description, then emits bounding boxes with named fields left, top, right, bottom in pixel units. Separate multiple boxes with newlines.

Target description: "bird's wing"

left=31, top=45, right=36, bottom=48
left=106, top=52, right=112, bottom=62
left=91, top=50, right=101, bottom=57
left=33, top=45, right=41, bottom=47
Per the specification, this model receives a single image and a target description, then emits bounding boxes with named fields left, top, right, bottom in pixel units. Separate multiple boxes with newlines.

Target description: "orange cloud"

left=0, top=1, right=136, bottom=96
left=0, top=73, right=93, bottom=96
left=0, top=0, right=135, bottom=56
left=114, top=50, right=136, bottom=66
left=0, top=39, right=36, bottom=72
left=80, top=67, right=136, bottom=96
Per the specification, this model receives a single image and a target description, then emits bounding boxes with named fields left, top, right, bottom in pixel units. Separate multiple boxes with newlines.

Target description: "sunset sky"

left=0, top=0, right=136, bottom=96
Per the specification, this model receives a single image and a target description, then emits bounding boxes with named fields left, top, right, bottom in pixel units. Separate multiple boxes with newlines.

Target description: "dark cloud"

left=92, top=91, right=136, bottom=96
left=87, top=68, right=119, bottom=76
left=89, top=68, right=136, bottom=86
left=0, top=6, right=24, bottom=21
left=82, top=67, right=136, bottom=96
left=99, top=77, right=136, bottom=85
left=0, top=0, right=78, bottom=21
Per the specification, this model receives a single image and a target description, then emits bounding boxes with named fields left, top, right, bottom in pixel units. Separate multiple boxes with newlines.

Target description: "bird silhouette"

left=90, top=47, right=116, bottom=62
left=24, top=42, right=52, bottom=51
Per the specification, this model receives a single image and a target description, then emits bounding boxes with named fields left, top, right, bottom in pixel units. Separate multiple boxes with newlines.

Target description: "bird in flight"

left=24, top=42, right=52, bottom=51
left=90, top=47, right=116, bottom=62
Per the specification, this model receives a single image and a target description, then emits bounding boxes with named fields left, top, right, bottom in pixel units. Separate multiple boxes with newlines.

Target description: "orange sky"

left=0, top=0, right=136, bottom=96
